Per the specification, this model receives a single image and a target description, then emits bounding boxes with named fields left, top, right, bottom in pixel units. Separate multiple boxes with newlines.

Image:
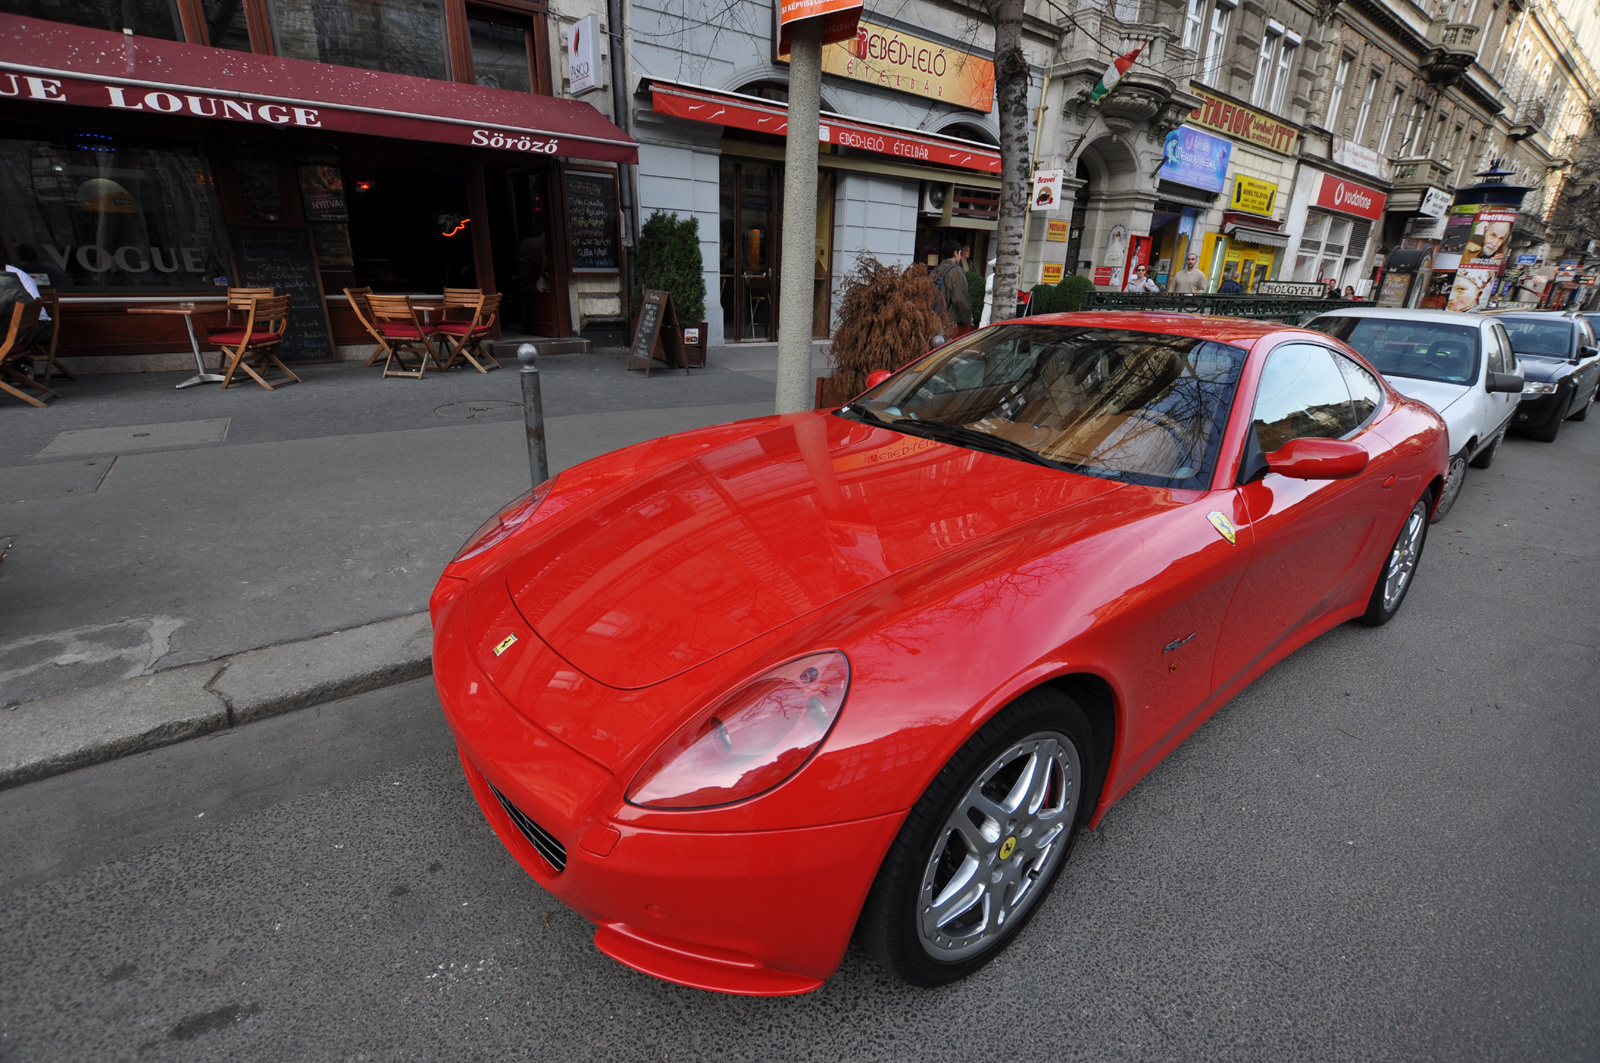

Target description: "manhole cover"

left=433, top=400, right=523, bottom=420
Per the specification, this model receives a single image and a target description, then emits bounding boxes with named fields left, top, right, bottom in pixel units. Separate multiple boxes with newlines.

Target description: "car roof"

left=1305, top=307, right=1486, bottom=325
left=1015, top=311, right=1298, bottom=345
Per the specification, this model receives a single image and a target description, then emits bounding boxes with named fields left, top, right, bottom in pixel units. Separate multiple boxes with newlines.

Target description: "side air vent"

left=489, top=784, right=567, bottom=873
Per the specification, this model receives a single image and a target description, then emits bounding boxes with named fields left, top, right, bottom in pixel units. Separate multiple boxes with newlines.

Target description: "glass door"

left=719, top=160, right=779, bottom=341
left=507, top=167, right=563, bottom=336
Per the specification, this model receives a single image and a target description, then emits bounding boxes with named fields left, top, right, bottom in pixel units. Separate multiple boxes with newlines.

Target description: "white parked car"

left=1305, top=308, right=1524, bottom=521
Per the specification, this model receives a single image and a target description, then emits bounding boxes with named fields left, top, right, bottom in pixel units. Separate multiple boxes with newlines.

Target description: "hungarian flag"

left=1089, top=45, right=1144, bottom=103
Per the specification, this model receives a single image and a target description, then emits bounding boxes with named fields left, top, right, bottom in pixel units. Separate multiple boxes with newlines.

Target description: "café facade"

left=0, top=7, right=635, bottom=367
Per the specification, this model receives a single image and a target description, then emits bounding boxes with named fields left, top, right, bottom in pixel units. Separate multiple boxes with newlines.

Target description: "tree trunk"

left=989, top=0, right=1030, bottom=322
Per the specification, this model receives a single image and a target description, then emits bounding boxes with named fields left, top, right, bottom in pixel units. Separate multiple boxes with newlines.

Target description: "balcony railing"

left=1391, top=157, right=1456, bottom=189
left=1421, top=20, right=1481, bottom=85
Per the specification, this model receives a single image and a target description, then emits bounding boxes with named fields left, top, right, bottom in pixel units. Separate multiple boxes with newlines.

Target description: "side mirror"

left=1579, top=345, right=1597, bottom=360
left=862, top=369, right=893, bottom=391
left=1264, top=437, right=1369, bottom=480
left=1487, top=371, right=1523, bottom=393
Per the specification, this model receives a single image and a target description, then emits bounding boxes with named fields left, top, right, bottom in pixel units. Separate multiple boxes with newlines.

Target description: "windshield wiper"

left=888, top=418, right=1070, bottom=471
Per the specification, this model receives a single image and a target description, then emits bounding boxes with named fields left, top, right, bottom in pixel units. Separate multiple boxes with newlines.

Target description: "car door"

left=1483, top=321, right=1519, bottom=437
left=1574, top=318, right=1600, bottom=403
left=1212, top=342, right=1397, bottom=692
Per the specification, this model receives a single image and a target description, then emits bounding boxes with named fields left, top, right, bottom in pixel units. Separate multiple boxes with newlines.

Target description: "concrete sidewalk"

left=0, top=343, right=827, bottom=717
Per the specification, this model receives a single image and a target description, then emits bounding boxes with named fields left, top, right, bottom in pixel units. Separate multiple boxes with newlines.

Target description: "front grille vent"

left=489, top=784, right=567, bottom=873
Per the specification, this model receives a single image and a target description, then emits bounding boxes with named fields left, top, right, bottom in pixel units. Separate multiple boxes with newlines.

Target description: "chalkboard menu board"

left=228, top=226, right=336, bottom=362
left=563, top=169, right=620, bottom=273
left=627, top=289, right=688, bottom=376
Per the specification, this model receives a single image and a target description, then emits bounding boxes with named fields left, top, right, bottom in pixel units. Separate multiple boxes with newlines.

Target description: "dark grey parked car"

left=1496, top=311, right=1600, bottom=442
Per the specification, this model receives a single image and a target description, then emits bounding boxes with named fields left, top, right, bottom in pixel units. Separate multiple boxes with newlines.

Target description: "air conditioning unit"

left=920, top=182, right=950, bottom=217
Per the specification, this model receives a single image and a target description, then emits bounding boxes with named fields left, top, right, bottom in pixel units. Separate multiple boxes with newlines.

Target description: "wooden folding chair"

left=343, top=286, right=388, bottom=368
left=366, top=294, right=443, bottom=379
left=430, top=292, right=503, bottom=373
left=0, top=299, right=55, bottom=408
left=217, top=294, right=300, bottom=390
left=30, top=288, right=73, bottom=386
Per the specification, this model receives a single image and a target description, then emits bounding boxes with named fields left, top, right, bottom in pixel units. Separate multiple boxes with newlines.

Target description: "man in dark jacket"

left=933, top=240, right=973, bottom=335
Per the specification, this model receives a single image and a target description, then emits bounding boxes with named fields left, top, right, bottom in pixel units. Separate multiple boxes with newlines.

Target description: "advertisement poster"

left=1447, top=267, right=1499, bottom=312
left=1230, top=175, right=1278, bottom=216
left=296, top=163, right=347, bottom=222
left=1440, top=206, right=1480, bottom=254
left=1031, top=169, right=1063, bottom=211
left=1046, top=220, right=1071, bottom=242
left=1158, top=126, right=1231, bottom=194
left=1461, top=210, right=1517, bottom=269
left=1041, top=263, right=1064, bottom=284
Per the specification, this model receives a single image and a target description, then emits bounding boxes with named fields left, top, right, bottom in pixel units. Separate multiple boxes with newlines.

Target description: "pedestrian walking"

left=1167, top=251, right=1208, bottom=293
left=1217, top=265, right=1243, bottom=294
left=932, top=240, right=974, bottom=338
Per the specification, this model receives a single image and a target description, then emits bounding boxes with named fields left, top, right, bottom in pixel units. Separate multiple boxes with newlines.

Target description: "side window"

left=1252, top=344, right=1360, bottom=452
left=1334, top=352, right=1382, bottom=426
left=1487, top=325, right=1511, bottom=373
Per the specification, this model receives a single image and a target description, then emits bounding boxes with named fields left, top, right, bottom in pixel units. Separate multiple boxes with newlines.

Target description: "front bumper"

left=1514, top=389, right=1567, bottom=430
left=432, top=594, right=903, bottom=996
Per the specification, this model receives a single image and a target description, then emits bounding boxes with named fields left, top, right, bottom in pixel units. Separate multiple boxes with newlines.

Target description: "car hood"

left=1382, top=376, right=1470, bottom=415
left=1514, top=357, right=1568, bottom=383
left=503, top=413, right=1122, bottom=689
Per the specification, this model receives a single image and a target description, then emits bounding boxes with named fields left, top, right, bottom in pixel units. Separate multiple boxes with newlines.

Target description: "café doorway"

left=720, top=159, right=780, bottom=342
left=486, top=163, right=568, bottom=336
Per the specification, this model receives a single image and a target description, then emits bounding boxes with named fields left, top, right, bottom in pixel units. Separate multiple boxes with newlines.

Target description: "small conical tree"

left=631, top=210, right=706, bottom=323
left=827, top=253, right=949, bottom=396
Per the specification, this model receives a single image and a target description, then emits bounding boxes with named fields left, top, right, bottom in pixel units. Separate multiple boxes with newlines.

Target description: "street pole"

left=517, top=343, right=549, bottom=485
left=774, top=16, right=822, bottom=414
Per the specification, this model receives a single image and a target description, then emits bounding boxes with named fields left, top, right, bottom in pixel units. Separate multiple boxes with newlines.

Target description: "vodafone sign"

left=1316, top=174, right=1386, bottom=221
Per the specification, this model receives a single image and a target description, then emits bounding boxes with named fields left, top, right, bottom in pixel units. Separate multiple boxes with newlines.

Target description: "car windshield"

left=1500, top=320, right=1572, bottom=358
left=837, top=325, right=1246, bottom=489
left=1308, top=317, right=1479, bottom=385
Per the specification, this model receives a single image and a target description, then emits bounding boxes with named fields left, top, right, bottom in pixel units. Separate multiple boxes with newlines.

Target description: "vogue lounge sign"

left=0, top=68, right=589, bottom=156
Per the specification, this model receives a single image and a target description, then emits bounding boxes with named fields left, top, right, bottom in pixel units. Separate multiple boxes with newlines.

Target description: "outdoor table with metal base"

left=126, top=306, right=227, bottom=389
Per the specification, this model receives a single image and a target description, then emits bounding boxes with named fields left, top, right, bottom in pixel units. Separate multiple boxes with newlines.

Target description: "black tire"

left=1358, top=490, right=1432, bottom=627
left=1468, top=430, right=1503, bottom=469
left=1529, top=394, right=1570, bottom=442
left=1569, top=386, right=1593, bottom=421
left=1431, top=453, right=1466, bottom=523
left=858, top=687, right=1101, bottom=987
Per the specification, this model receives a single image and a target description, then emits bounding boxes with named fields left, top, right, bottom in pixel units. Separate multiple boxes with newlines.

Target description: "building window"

left=1293, top=211, right=1371, bottom=288
left=1183, top=0, right=1205, bottom=50
left=0, top=131, right=231, bottom=291
left=468, top=13, right=533, bottom=92
left=1400, top=96, right=1426, bottom=155
left=1189, top=0, right=1232, bottom=86
left=268, top=0, right=449, bottom=81
left=1325, top=55, right=1351, bottom=132
left=1351, top=68, right=1380, bottom=142
left=1, top=0, right=182, bottom=39
left=1377, top=87, right=1402, bottom=154
left=1251, top=23, right=1284, bottom=108
left=200, top=0, right=252, bottom=49
left=1269, top=35, right=1298, bottom=113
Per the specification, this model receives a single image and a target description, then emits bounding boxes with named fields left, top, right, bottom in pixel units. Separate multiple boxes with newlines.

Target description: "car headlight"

left=1522, top=380, right=1558, bottom=396
left=452, top=480, right=552, bottom=562
left=627, top=652, right=851, bottom=810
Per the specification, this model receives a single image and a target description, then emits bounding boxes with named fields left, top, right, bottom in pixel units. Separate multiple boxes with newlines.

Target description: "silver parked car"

left=1305, top=308, right=1523, bottom=521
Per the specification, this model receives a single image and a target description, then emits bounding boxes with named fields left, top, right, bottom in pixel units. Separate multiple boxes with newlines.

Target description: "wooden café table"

left=126, top=302, right=227, bottom=389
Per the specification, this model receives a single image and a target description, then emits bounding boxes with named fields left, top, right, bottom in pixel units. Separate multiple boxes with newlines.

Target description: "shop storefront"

left=640, top=79, right=1000, bottom=345
left=1151, top=125, right=1231, bottom=288
left=1180, top=90, right=1301, bottom=292
left=0, top=12, right=634, bottom=364
left=1281, top=171, right=1385, bottom=296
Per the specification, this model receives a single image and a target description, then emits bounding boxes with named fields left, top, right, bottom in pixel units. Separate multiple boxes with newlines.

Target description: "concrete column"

left=775, top=17, right=822, bottom=414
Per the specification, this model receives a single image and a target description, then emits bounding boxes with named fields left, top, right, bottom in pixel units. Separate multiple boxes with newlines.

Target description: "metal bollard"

left=517, top=343, right=549, bottom=486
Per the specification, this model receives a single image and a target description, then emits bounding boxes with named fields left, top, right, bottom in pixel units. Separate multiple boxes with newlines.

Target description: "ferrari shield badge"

left=1207, top=511, right=1237, bottom=545
left=493, top=634, right=518, bottom=657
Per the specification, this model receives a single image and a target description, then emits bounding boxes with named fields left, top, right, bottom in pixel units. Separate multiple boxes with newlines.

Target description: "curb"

left=0, top=612, right=433, bottom=790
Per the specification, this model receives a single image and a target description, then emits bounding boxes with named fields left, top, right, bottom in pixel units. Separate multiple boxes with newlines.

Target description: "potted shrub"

left=631, top=211, right=707, bottom=365
left=817, top=253, right=948, bottom=407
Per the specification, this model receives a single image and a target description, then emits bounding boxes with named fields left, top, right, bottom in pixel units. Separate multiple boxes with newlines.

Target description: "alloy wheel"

left=1384, top=504, right=1427, bottom=612
left=917, top=732, right=1081, bottom=961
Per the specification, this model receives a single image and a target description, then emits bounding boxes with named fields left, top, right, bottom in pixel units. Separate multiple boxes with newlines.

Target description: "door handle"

left=1382, top=474, right=1396, bottom=490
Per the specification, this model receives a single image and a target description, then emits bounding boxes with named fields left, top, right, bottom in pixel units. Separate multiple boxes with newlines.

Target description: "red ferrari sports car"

left=429, top=313, right=1448, bottom=996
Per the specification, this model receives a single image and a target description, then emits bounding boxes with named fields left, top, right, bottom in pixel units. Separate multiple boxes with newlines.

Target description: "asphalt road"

left=2, top=416, right=1596, bottom=1062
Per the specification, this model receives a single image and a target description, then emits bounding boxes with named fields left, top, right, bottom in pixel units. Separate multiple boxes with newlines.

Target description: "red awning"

left=647, top=80, right=1000, bottom=175
left=0, top=15, right=636, bottom=164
